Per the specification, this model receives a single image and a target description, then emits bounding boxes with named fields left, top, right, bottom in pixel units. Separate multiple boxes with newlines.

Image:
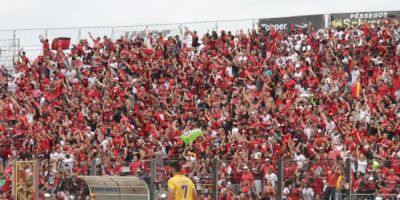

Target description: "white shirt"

left=132, top=86, right=138, bottom=94
left=302, top=187, right=314, bottom=200
left=304, top=127, right=313, bottom=140
left=65, top=69, right=77, bottom=79
left=144, top=35, right=153, bottom=48
left=294, top=71, right=303, bottom=81
left=283, top=187, right=290, bottom=199
left=262, top=114, right=271, bottom=122
left=226, top=66, right=233, bottom=77
left=64, top=195, right=74, bottom=200
left=325, top=120, right=336, bottom=134
left=7, top=81, right=17, bottom=92
left=63, top=157, right=74, bottom=165
left=265, top=172, right=278, bottom=187
left=182, top=34, right=192, bottom=48
left=88, top=76, right=97, bottom=85
left=351, top=69, right=360, bottom=84
left=294, top=154, right=306, bottom=168
left=335, top=144, right=343, bottom=152
left=26, top=112, right=33, bottom=124
left=226, top=165, right=232, bottom=175
left=359, top=108, right=371, bottom=123
left=331, top=133, right=341, bottom=145
left=254, top=152, right=262, bottom=160
left=50, top=152, right=65, bottom=161
left=100, top=139, right=110, bottom=151
left=357, top=160, right=368, bottom=173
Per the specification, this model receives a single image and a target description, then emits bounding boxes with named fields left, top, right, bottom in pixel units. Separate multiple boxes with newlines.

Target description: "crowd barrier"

left=3, top=158, right=399, bottom=199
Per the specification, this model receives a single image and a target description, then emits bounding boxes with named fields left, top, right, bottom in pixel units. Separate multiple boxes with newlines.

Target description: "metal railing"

left=0, top=19, right=257, bottom=68
left=3, top=157, right=400, bottom=199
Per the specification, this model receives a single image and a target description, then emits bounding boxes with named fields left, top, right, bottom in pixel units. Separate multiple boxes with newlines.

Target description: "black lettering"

left=92, top=187, right=119, bottom=193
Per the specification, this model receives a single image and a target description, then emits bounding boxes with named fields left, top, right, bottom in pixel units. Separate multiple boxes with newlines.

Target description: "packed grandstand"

left=0, top=12, right=400, bottom=200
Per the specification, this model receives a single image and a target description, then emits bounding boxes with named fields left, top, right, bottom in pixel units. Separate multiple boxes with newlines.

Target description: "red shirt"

left=241, top=171, right=254, bottom=185
left=129, top=161, right=142, bottom=174
left=326, top=172, right=340, bottom=188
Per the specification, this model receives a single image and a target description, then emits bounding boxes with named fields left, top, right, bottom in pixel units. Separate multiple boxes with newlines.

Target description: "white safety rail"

left=0, top=19, right=257, bottom=67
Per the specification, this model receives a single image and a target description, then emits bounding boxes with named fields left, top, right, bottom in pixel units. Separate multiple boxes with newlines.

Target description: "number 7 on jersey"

left=181, top=185, right=188, bottom=199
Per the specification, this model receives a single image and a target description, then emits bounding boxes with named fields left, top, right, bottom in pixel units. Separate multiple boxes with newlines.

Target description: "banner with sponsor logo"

left=330, top=11, right=400, bottom=27
left=258, top=15, right=325, bottom=31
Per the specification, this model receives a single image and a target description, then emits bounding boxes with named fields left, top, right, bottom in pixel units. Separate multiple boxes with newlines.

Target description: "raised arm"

left=39, top=35, right=45, bottom=43
left=89, top=32, right=95, bottom=42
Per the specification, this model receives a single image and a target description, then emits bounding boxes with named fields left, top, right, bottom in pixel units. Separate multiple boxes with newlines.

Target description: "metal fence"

left=2, top=157, right=400, bottom=199
left=0, top=19, right=257, bottom=68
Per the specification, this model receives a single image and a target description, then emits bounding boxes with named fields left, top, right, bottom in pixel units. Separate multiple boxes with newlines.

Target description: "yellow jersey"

left=336, top=175, right=342, bottom=189
left=167, top=174, right=195, bottom=200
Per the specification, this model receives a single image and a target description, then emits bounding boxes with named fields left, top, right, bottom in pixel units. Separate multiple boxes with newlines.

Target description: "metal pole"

left=90, top=159, right=96, bottom=176
left=12, top=30, right=16, bottom=60
left=150, top=159, right=156, bottom=200
left=111, top=27, right=115, bottom=41
left=212, top=158, right=218, bottom=200
left=346, top=158, right=352, bottom=200
left=34, top=160, right=39, bottom=200
left=277, top=158, right=284, bottom=200
left=78, top=28, right=82, bottom=41
left=44, top=29, right=48, bottom=39
left=11, top=159, right=15, bottom=198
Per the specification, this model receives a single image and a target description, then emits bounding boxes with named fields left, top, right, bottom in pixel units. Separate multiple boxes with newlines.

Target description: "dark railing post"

left=12, top=30, right=16, bottom=62
left=90, top=159, right=96, bottom=176
left=212, top=158, right=218, bottom=200
left=346, top=158, right=352, bottom=200
left=277, top=158, right=283, bottom=200
left=149, top=159, right=156, bottom=200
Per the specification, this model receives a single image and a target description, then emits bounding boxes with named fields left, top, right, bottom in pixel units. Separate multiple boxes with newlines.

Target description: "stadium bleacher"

left=0, top=14, right=400, bottom=200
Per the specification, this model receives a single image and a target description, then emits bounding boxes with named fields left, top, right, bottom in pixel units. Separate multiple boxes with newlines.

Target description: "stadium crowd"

left=0, top=18, right=400, bottom=200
